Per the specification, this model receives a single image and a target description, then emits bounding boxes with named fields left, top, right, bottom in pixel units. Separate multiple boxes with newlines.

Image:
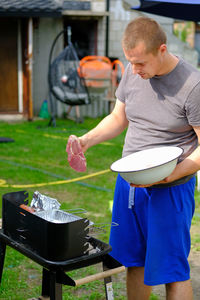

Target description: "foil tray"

left=34, top=209, right=82, bottom=224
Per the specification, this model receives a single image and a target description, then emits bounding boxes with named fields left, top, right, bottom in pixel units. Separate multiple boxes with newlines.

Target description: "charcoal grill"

left=0, top=191, right=124, bottom=300
left=2, top=191, right=90, bottom=261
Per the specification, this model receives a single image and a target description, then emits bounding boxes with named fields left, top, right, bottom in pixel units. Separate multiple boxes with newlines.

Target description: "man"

left=77, top=17, right=200, bottom=299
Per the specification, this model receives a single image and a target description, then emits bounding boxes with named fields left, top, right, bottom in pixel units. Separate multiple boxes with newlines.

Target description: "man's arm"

left=79, top=99, right=128, bottom=152
left=164, top=126, right=200, bottom=183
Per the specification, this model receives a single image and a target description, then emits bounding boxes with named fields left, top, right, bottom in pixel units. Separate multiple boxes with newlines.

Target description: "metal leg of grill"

left=104, top=275, right=114, bottom=300
left=42, top=268, right=62, bottom=300
left=103, top=262, right=114, bottom=300
left=0, top=241, right=6, bottom=284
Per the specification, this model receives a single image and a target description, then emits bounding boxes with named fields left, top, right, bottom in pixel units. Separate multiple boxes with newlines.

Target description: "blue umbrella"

left=132, top=0, right=200, bottom=21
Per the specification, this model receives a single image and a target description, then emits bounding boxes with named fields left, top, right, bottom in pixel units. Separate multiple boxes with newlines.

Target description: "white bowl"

left=110, top=146, right=183, bottom=185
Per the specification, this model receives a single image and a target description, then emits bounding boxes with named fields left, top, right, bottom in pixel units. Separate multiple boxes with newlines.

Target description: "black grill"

left=0, top=191, right=123, bottom=300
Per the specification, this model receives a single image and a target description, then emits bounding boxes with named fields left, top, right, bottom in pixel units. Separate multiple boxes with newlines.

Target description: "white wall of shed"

left=32, top=18, right=63, bottom=117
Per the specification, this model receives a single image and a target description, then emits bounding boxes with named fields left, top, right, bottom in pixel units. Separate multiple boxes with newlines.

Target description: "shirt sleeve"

left=185, top=81, right=200, bottom=126
left=115, top=63, right=130, bottom=103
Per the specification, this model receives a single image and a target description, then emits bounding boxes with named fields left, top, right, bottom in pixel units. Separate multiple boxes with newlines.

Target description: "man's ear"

left=159, top=44, right=167, bottom=54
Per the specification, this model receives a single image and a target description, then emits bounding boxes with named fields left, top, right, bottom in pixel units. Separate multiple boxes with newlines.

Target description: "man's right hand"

left=66, top=135, right=87, bottom=172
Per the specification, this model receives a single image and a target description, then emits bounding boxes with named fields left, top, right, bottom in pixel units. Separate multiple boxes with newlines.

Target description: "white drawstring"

left=128, top=186, right=135, bottom=209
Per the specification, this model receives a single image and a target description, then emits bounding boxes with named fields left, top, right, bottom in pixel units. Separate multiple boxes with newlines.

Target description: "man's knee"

left=165, top=280, right=193, bottom=300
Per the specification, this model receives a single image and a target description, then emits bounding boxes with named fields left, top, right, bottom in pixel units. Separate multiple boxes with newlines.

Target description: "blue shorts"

left=109, top=174, right=196, bottom=286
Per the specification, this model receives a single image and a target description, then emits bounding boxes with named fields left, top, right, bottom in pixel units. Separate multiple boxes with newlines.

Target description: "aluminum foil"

left=30, top=191, right=91, bottom=225
left=34, top=209, right=82, bottom=224
left=30, top=191, right=61, bottom=211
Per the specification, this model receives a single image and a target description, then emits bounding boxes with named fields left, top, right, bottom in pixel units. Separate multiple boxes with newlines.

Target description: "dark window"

left=63, top=18, right=98, bottom=59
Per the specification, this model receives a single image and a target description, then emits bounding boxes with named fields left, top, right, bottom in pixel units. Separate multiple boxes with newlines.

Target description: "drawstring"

left=130, top=186, right=146, bottom=242
left=128, top=186, right=135, bottom=209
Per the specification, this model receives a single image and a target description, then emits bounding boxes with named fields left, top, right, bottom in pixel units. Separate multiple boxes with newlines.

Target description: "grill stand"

left=0, top=230, right=125, bottom=300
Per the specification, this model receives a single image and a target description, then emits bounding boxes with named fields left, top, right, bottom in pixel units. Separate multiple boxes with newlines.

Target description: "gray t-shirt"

left=116, top=57, right=200, bottom=186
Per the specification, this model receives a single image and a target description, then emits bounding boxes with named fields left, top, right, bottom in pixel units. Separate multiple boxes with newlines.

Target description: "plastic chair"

left=78, top=56, right=124, bottom=112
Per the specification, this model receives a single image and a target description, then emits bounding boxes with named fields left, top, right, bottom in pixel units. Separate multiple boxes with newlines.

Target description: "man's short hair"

left=122, top=17, right=167, bottom=55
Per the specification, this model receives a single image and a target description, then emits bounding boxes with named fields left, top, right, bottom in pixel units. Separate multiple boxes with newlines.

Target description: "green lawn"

left=0, top=117, right=200, bottom=300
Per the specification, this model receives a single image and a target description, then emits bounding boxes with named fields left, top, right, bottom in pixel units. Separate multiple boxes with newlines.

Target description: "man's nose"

left=132, top=64, right=140, bottom=74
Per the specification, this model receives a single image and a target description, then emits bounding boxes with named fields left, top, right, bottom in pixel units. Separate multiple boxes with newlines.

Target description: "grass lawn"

left=0, top=117, right=200, bottom=300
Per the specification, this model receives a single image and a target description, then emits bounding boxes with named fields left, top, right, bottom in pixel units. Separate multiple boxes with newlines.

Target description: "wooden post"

left=28, top=18, right=33, bottom=120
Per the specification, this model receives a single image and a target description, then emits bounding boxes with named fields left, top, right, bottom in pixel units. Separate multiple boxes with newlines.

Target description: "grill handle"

left=88, top=221, right=118, bottom=228
left=63, top=208, right=87, bottom=214
left=75, top=266, right=125, bottom=287
left=88, top=221, right=118, bottom=235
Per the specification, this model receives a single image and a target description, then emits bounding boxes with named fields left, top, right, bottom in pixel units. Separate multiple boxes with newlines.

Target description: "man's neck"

left=159, top=53, right=179, bottom=76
